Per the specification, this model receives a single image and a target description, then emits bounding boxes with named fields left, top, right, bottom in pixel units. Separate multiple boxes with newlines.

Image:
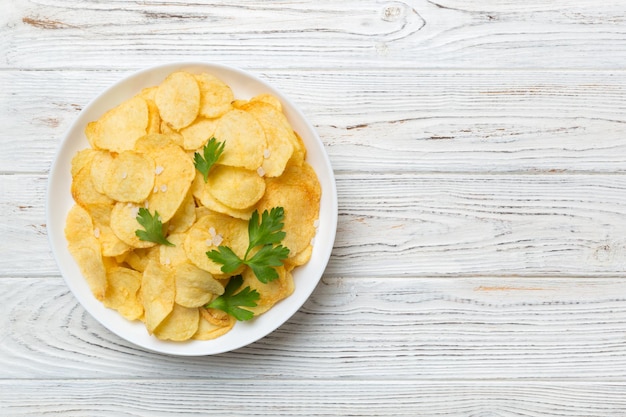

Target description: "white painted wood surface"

left=2, top=0, right=626, bottom=415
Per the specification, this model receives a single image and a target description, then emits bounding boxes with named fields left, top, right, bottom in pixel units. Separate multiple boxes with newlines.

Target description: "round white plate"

left=47, top=62, right=338, bottom=356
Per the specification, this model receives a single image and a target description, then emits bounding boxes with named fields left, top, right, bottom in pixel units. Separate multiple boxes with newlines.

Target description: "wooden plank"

left=2, top=277, right=626, bottom=380
left=3, top=69, right=626, bottom=174
left=2, top=380, right=626, bottom=416
left=4, top=1, right=626, bottom=69
left=7, top=172, right=626, bottom=278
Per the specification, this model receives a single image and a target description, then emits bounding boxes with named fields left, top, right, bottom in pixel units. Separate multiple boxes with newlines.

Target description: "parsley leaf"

left=206, top=207, right=290, bottom=283
left=135, top=208, right=174, bottom=246
left=194, top=137, right=225, bottom=182
left=206, top=275, right=259, bottom=321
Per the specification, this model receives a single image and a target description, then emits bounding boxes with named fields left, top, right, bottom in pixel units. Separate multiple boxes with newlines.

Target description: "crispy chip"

left=71, top=165, right=114, bottom=208
left=158, top=233, right=188, bottom=267
left=207, top=165, right=266, bottom=210
left=153, top=303, right=200, bottom=341
left=191, top=172, right=254, bottom=220
left=193, top=310, right=235, bottom=340
left=184, top=211, right=248, bottom=276
left=241, top=101, right=295, bottom=177
left=103, top=151, right=155, bottom=203
left=110, top=202, right=156, bottom=249
left=65, top=204, right=107, bottom=300
left=141, top=260, right=175, bottom=333
left=195, top=73, right=234, bottom=118
left=103, top=266, right=143, bottom=320
left=91, top=95, right=149, bottom=152
left=71, top=148, right=97, bottom=178
left=87, top=203, right=131, bottom=257
left=256, top=163, right=320, bottom=264
left=155, top=71, right=200, bottom=130
left=173, top=262, right=224, bottom=308
left=251, top=93, right=283, bottom=112
left=213, top=109, right=266, bottom=170
left=241, top=265, right=294, bottom=315
left=89, top=151, right=114, bottom=195
left=179, top=117, right=219, bottom=151
left=124, top=246, right=159, bottom=273
left=168, top=190, right=196, bottom=234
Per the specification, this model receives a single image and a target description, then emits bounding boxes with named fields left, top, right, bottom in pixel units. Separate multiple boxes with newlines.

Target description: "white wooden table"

left=3, top=1, right=626, bottom=415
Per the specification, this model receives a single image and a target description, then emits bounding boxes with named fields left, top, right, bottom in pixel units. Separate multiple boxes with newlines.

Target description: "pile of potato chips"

left=65, top=70, right=321, bottom=342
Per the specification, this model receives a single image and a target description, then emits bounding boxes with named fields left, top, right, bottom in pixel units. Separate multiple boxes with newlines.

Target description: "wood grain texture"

left=2, top=380, right=626, bottom=416
left=4, top=0, right=626, bottom=70
left=3, top=69, right=626, bottom=174
left=7, top=172, right=626, bottom=278
left=3, top=277, right=626, bottom=381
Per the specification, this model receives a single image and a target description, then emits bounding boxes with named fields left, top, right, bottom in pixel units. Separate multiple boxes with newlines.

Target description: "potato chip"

left=191, top=173, right=254, bottom=220
left=184, top=212, right=248, bottom=276
left=194, top=73, right=234, bottom=118
left=241, top=101, right=295, bottom=177
left=91, top=95, right=150, bottom=152
left=141, top=260, right=176, bottom=333
left=251, top=93, right=283, bottom=112
left=87, top=203, right=131, bottom=257
left=207, top=165, right=266, bottom=210
left=256, top=163, right=320, bottom=264
left=110, top=202, right=156, bottom=249
left=179, top=117, right=219, bottom=151
left=124, top=246, right=159, bottom=273
left=84, top=121, right=99, bottom=149
left=167, top=190, right=196, bottom=234
left=65, top=204, right=107, bottom=300
left=159, top=121, right=185, bottom=147
left=241, top=265, right=294, bottom=315
left=173, top=262, right=224, bottom=308
left=193, top=311, right=235, bottom=340
left=158, top=233, right=188, bottom=267
left=213, top=109, right=266, bottom=170
left=155, top=71, right=200, bottom=130
left=103, top=151, right=155, bottom=203
left=145, top=98, right=162, bottom=135
left=288, top=130, right=306, bottom=168
left=71, top=165, right=114, bottom=208
left=71, top=148, right=97, bottom=178
left=89, top=151, right=114, bottom=195
left=153, top=303, right=200, bottom=341
left=103, top=266, right=143, bottom=320
left=200, top=307, right=235, bottom=328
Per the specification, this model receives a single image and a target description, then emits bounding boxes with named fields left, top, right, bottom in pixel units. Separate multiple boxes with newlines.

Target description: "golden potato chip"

left=168, top=190, right=196, bottom=234
left=65, top=204, right=107, bottom=300
left=184, top=212, right=248, bottom=276
left=251, top=93, right=283, bottom=112
left=103, top=151, right=155, bottom=203
left=134, top=136, right=195, bottom=223
left=71, top=165, right=114, bottom=208
left=256, top=163, right=320, bottom=263
left=173, top=262, right=224, bottom=308
left=207, top=165, right=266, bottom=210
left=179, top=117, right=219, bottom=151
left=110, top=202, right=156, bottom=249
left=191, top=173, right=254, bottom=220
left=159, top=233, right=188, bottom=267
left=288, top=130, right=306, bottom=168
left=193, top=311, right=235, bottom=340
left=195, top=73, right=234, bottom=119
left=159, top=122, right=185, bottom=147
left=71, top=148, right=97, bottom=178
left=91, top=95, right=150, bottom=152
left=87, top=203, right=131, bottom=257
left=213, top=109, right=266, bottom=170
left=89, top=151, right=114, bottom=195
left=242, top=101, right=295, bottom=177
left=124, top=246, right=159, bottom=273
left=103, top=266, right=143, bottom=320
left=241, top=265, right=294, bottom=315
left=141, top=260, right=175, bottom=333
left=84, top=121, right=98, bottom=149
left=155, top=71, right=200, bottom=130
left=200, top=307, right=235, bottom=328
left=145, top=98, right=161, bottom=134
left=140, top=86, right=157, bottom=101
left=153, top=303, right=200, bottom=341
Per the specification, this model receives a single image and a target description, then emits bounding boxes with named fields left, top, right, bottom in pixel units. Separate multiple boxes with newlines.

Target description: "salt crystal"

left=155, top=165, right=164, bottom=175
left=153, top=186, right=159, bottom=193
left=121, top=172, right=127, bottom=179
left=263, top=149, right=271, bottom=159
left=131, top=207, right=139, bottom=217
left=93, top=227, right=100, bottom=238
left=160, top=184, right=167, bottom=192
left=213, top=234, right=223, bottom=246
left=144, top=200, right=149, bottom=208
left=310, top=237, right=316, bottom=246
left=206, top=239, right=213, bottom=246
left=313, top=219, right=320, bottom=228
left=209, top=227, right=216, bottom=237
left=257, top=167, right=265, bottom=177
left=163, top=258, right=171, bottom=265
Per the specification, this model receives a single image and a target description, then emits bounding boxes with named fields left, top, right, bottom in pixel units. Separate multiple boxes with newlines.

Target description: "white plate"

left=46, top=62, right=338, bottom=356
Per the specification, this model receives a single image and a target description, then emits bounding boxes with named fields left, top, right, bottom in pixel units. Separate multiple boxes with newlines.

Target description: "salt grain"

left=153, top=186, right=159, bottom=193
left=121, top=172, right=128, bottom=179
left=163, top=258, right=171, bottom=265
left=209, top=227, right=216, bottom=237
left=213, top=234, right=223, bottom=246
left=310, top=237, right=316, bottom=246
left=257, top=167, right=265, bottom=177
left=313, top=219, right=320, bottom=228
left=131, top=207, right=139, bottom=217
left=93, top=227, right=100, bottom=238
left=263, top=149, right=271, bottom=159
left=144, top=200, right=149, bottom=208
left=155, top=165, right=164, bottom=175
left=160, top=184, right=168, bottom=192
left=206, top=239, right=213, bottom=246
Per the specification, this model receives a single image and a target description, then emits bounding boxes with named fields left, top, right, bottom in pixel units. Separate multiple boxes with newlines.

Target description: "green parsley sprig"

left=194, top=137, right=225, bottom=182
left=207, top=207, right=290, bottom=283
left=135, top=208, right=174, bottom=246
left=206, top=275, right=259, bottom=321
